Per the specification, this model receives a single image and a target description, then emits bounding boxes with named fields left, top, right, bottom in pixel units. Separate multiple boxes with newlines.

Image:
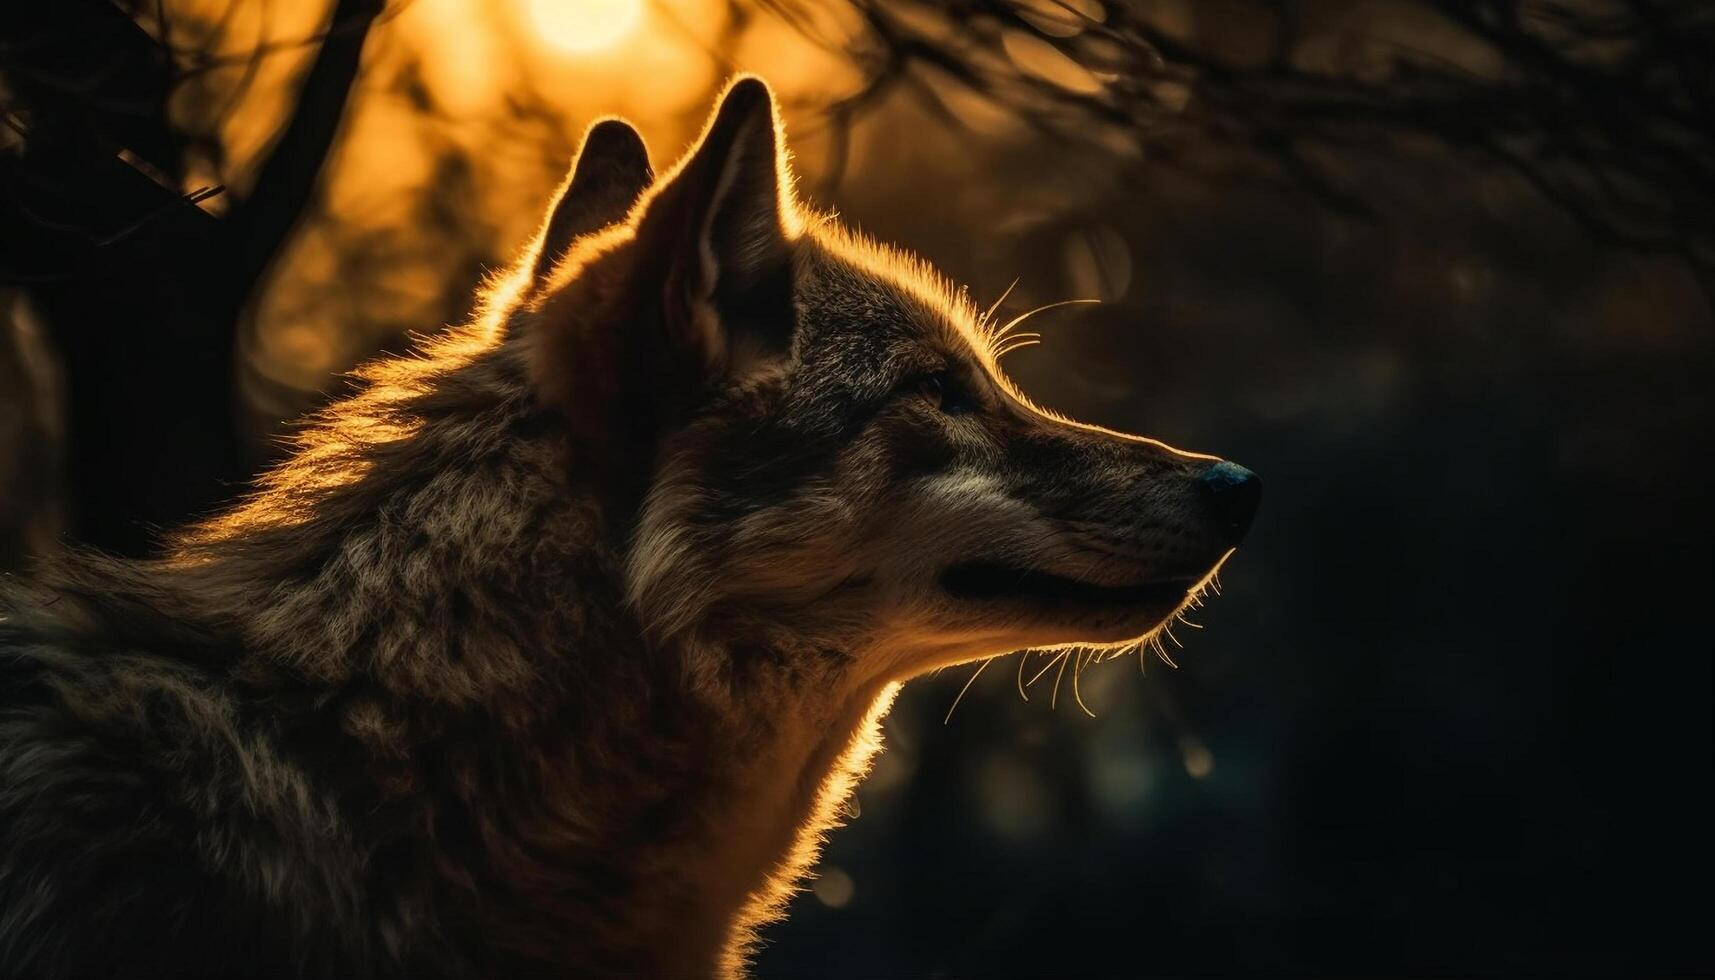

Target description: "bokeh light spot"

left=526, top=0, right=642, bottom=54
left=1180, top=737, right=1215, bottom=780
left=812, top=867, right=855, bottom=909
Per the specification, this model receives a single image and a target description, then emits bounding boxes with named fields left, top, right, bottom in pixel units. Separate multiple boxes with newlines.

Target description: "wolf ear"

left=531, top=118, right=653, bottom=285
left=529, top=79, right=796, bottom=502
left=638, top=75, right=796, bottom=375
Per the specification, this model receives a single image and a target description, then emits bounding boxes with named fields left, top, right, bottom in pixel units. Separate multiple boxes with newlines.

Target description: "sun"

left=526, top=0, right=644, bottom=54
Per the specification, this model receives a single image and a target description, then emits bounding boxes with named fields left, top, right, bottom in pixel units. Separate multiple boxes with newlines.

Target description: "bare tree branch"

left=224, top=0, right=383, bottom=290
left=757, top=0, right=1715, bottom=283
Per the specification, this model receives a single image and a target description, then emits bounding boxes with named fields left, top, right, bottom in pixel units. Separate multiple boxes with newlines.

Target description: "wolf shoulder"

left=0, top=589, right=365, bottom=980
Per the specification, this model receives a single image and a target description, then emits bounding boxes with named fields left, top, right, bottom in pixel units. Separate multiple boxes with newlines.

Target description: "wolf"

left=0, top=77, right=1258, bottom=978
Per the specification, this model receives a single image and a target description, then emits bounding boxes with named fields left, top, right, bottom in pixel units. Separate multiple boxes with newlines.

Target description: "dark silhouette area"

left=1, top=0, right=379, bottom=554
left=2, top=0, right=1710, bottom=975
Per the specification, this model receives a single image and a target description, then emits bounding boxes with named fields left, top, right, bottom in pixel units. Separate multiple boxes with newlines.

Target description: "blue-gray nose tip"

left=1197, top=461, right=1261, bottom=544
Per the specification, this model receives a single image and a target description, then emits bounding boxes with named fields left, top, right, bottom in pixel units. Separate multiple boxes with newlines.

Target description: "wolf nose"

left=1197, top=461, right=1261, bottom=544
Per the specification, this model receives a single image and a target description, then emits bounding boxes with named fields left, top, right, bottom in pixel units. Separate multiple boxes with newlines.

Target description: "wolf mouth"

left=939, top=561, right=1194, bottom=607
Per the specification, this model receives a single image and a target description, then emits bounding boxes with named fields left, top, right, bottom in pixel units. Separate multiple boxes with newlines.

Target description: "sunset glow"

left=526, top=0, right=642, bottom=53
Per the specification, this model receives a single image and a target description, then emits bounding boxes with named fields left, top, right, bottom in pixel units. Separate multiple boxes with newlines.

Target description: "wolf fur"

left=0, top=77, right=1255, bottom=978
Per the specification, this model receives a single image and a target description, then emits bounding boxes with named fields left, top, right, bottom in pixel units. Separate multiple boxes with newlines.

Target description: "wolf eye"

left=917, top=370, right=977, bottom=415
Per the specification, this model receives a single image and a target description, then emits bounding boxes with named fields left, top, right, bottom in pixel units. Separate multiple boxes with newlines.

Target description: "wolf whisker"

left=993, top=335, right=1042, bottom=362
left=991, top=298, right=1099, bottom=347
left=979, top=278, right=1020, bottom=336
left=1070, top=648, right=1096, bottom=718
left=1049, top=649, right=1071, bottom=710
left=1152, top=634, right=1180, bottom=669
left=1026, top=650, right=1066, bottom=688
left=994, top=330, right=1041, bottom=346
left=943, top=657, right=994, bottom=725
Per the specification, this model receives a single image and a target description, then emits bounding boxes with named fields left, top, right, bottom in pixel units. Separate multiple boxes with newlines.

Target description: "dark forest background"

left=3, top=0, right=1712, bottom=975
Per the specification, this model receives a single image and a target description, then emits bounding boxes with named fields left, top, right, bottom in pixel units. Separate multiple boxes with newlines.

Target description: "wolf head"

left=518, top=77, right=1258, bottom=686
